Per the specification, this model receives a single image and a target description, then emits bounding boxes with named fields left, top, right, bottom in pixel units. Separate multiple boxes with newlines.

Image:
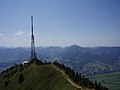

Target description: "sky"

left=0, top=0, right=120, bottom=47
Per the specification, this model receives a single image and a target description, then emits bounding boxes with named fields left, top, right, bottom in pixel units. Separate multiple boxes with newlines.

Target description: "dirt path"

left=52, top=65, right=81, bottom=89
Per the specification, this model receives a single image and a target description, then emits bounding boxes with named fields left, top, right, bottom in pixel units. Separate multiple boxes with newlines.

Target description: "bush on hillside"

left=18, top=73, right=24, bottom=84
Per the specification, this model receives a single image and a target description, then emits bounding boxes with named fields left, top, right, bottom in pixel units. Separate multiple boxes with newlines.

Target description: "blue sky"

left=0, top=0, right=120, bottom=47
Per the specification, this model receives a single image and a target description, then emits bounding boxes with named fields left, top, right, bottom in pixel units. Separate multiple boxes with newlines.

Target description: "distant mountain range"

left=0, top=45, right=120, bottom=75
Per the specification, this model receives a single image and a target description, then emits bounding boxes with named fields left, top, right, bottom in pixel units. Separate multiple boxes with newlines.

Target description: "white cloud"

left=15, top=31, right=24, bottom=36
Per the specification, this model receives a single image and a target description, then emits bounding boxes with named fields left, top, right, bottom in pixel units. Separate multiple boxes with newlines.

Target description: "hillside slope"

left=0, top=62, right=80, bottom=90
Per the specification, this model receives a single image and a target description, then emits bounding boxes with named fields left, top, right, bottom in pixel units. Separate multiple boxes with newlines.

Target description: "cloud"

left=15, top=31, right=24, bottom=36
left=0, top=33, right=3, bottom=36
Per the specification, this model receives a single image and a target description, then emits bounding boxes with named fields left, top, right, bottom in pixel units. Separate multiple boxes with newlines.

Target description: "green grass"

left=90, top=71, right=120, bottom=90
left=0, top=63, right=79, bottom=90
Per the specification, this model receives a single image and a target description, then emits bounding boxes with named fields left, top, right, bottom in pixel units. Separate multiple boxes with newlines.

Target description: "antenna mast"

left=31, top=16, right=37, bottom=60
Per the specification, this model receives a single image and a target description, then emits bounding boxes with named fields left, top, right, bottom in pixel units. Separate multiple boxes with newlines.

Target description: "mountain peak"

left=69, top=45, right=82, bottom=49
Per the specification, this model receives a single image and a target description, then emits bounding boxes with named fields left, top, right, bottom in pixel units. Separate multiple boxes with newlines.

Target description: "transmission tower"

left=31, top=16, right=37, bottom=60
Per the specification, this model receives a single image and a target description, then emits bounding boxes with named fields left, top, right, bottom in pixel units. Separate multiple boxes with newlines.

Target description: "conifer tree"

left=18, top=73, right=24, bottom=84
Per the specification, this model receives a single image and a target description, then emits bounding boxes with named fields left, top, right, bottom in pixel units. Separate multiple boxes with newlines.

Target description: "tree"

left=94, top=81, right=98, bottom=89
left=19, top=64, right=23, bottom=72
left=4, top=80, right=10, bottom=87
left=18, top=73, right=24, bottom=84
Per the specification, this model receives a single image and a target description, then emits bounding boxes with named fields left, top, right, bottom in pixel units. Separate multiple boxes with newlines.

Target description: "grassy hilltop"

left=0, top=59, right=107, bottom=90
left=0, top=61, right=78, bottom=90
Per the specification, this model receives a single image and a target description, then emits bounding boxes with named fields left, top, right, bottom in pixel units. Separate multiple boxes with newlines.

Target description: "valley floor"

left=90, top=71, right=120, bottom=90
